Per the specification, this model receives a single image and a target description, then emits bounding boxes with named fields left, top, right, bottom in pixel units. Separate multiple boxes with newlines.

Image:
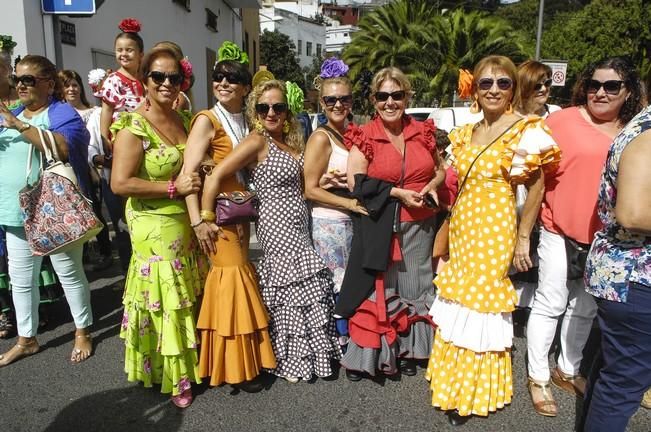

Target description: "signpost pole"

left=535, top=0, right=545, bottom=60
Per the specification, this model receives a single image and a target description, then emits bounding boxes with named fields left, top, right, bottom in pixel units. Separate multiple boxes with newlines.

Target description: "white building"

left=263, top=0, right=321, bottom=18
left=260, top=6, right=325, bottom=69
left=2, top=0, right=261, bottom=110
left=325, top=23, right=357, bottom=55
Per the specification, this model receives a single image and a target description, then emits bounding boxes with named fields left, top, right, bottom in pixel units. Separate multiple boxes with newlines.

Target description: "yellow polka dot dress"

left=425, top=117, right=560, bottom=417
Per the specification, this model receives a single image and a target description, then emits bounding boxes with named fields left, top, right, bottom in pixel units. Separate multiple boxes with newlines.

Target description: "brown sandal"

left=71, top=332, right=93, bottom=364
left=550, top=366, right=586, bottom=397
left=528, top=377, right=558, bottom=417
left=0, top=339, right=40, bottom=367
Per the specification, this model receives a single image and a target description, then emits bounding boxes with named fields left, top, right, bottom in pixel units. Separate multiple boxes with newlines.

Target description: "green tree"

left=259, top=30, right=305, bottom=90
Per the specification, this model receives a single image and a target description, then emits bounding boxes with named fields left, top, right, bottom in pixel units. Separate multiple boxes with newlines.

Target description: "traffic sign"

left=42, top=0, right=96, bottom=15
left=542, top=60, right=568, bottom=87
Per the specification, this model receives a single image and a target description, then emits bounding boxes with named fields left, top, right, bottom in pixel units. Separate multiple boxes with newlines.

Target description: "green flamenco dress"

left=111, top=112, right=208, bottom=395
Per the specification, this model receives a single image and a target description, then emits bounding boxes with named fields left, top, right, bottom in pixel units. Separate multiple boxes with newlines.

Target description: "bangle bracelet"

left=190, top=219, right=204, bottom=228
left=200, top=209, right=216, bottom=222
left=167, top=178, right=177, bottom=199
left=16, top=122, right=31, bottom=133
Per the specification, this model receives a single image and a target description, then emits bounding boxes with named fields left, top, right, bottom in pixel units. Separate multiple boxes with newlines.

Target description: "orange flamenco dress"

left=425, top=116, right=561, bottom=416
left=194, top=109, right=276, bottom=386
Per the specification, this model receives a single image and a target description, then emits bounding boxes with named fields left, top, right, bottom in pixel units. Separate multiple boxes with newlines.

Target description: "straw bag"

left=18, top=128, right=104, bottom=256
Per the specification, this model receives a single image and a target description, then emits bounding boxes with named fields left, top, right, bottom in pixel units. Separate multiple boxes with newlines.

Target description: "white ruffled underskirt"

left=429, top=296, right=513, bottom=352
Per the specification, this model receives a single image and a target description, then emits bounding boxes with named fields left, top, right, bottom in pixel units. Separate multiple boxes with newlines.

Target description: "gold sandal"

left=0, top=339, right=40, bottom=367
left=528, top=377, right=558, bottom=417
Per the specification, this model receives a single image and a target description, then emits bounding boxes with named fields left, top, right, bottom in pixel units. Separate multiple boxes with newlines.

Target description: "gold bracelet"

left=16, top=122, right=31, bottom=133
left=200, top=210, right=216, bottom=222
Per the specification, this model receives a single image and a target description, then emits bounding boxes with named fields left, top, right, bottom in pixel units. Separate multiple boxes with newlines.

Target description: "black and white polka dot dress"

left=251, top=135, right=342, bottom=380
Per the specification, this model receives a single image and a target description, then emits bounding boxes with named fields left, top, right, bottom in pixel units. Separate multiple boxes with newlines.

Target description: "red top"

left=437, top=166, right=458, bottom=209
left=540, top=107, right=612, bottom=244
left=345, top=115, right=438, bottom=222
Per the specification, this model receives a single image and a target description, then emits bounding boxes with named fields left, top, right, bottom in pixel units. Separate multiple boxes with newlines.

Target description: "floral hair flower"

left=457, top=69, right=474, bottom=99
left=87, top=68, right=107, bottom=92
left=0, top=35, right=17, bottom=52
left=118, top=18, right=141, bottom=33
left=217, top=41, right=249, bottom=65
left=320, top=57, right=349, bottom=79
left=285, top=81, right=304, bottom=114
left=180, top=57, right=193, bottom=92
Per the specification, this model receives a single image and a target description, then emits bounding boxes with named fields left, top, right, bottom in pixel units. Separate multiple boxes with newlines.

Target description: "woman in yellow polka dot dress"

left=425, top=56, right=561, bottom=426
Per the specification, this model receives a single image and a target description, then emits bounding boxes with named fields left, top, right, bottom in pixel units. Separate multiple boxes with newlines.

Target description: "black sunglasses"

left=213, top=72, right=245, bottom=85
left=255, top=102, right=288, bottom=116
left=585, top=79, right=624, bottom=95
left=374, top=91, right=406, bottom=102
left=534, top=79, right=553, bottom=91
left=322, top=94, right=353, bottom=107
left=147, top=71, right=184, bottom=87
left=478, top=77, right=513, bottom=91
left=11, top=74, right=50, bottom=87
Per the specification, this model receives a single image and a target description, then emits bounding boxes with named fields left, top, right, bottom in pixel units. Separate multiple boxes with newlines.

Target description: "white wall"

left=325, top=24, right=357, bottom=54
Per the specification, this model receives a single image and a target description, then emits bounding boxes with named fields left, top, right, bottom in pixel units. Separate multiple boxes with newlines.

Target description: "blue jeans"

left=4, top=226, right=92, bottom=337
left=583, top=282, right=651, bottom=432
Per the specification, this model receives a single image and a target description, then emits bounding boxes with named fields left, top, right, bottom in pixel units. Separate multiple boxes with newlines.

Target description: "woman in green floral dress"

left=110, top=46, right=205, bottom=408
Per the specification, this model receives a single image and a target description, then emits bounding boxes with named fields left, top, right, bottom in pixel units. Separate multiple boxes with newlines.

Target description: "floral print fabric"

left=585, top=105, right=651, bottom=302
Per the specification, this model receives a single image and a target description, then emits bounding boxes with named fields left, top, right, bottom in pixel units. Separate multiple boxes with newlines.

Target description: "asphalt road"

left=1, top=257, right=650, bottom=432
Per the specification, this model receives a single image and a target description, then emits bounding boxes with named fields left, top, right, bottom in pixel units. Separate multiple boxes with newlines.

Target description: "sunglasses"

left=477, top=77, right=513, bottom=91
left=585, top=79, right=624, bottom=95
left=534, top=79, right=553, bottom=91
left=322, top=95, right=353, bottom=107
left=374, top=91, right=406, bottom=102
left=213, top=72, right=245, bottom=85
left=147, top=71, right=184, bottom=87
left=11, top=74, right=50, bottom=87
left=255, top=102, right=288, bottom=116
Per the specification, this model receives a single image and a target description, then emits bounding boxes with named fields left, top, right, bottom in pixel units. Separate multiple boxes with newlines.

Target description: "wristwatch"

left=16, top=122, right=31, bottom=133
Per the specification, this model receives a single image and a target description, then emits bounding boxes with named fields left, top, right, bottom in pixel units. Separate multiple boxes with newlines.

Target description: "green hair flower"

left=0, top=35, right=17, bottom=52
left=285, top=81, right=304, bottom=114
left=217, top=41, right=249, bottom=64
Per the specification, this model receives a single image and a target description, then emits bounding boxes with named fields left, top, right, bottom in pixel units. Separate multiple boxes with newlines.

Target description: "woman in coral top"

left=526, top=57, right=645, bottom=417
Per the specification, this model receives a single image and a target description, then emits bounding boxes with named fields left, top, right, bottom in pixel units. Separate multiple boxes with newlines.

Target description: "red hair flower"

left=118, top=18, right=141, bottom=33
left=180, top=58, right=193, bottom=92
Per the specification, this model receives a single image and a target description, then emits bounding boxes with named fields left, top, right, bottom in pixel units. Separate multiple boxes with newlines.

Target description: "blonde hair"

left=246, top=79, right=304, bottom=153
left=370, top=67, right=413, bottom=96
left=317, top=76, right=352, bottom=98
left=515, top=60, right=552, bottom=114
left=472, top=55, right=518, bottom=107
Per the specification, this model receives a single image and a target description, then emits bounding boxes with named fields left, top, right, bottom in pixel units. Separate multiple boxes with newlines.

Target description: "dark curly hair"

left=571, top=56, right=644, bottom=125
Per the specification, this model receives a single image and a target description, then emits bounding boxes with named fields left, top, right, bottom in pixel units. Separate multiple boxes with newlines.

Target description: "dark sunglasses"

left=322, top=94, right=353, bottom=107
left=213, top=72, right=245, bottom=85
left=534, top=79, right=553, bottom=91
left=477, top=77, right=513, bottom=91
left=11, top=74, right=50, bottom=87
left=374, top=91, right=406, bottom=102
left=255, top=102, right=288, bottom=116
left=585, top=79, right=624, bottom=95
left=147, top=71, right=184, bottom=87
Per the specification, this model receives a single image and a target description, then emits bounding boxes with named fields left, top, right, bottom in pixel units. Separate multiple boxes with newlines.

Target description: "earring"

left=254, top=119, right=264, bottom=134
left=469, top=98, right=480, bottom=114
left=144, top=96, right=151, bottom=111
left=505, top=102, right=513, bottom=115
left=282, top=120, right=290, bottom=134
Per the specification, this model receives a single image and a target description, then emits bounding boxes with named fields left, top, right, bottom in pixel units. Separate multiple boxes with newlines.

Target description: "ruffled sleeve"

left=109, top=112, right=159, bottom=150
left=97, top=73, right=123, bottom=108
left=502, top=116, right=561, bottom=184
left=447, top=124, right=473, bottom=170
left=422, top=119, right=437, bottom=155
left=344, top=122, right=373, bottom=162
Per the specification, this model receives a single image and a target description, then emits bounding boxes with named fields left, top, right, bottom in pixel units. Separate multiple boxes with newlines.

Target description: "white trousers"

left=526, top=227, right=597, bottom=382
left=5, top=226, right=92, bottom=337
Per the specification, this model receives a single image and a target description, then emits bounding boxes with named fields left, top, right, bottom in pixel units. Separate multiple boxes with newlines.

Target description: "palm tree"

left=342, top=1, right=528, bottom=107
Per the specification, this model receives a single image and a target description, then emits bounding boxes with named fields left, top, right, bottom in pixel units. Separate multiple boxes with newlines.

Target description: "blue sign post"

left=42, top=0, right=96, bottom=15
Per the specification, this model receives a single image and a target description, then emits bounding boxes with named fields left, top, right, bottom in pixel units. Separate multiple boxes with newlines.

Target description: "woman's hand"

left=174, top=172, right=201, bottom=196
left=193, top=221, right=224, bottom=255
left=419, top=185, right=440, bottom=209
left=347, top=198, right=369, bottom=215
left=396, top=188, right=424, bottom=208
left=319, top=169, right=347, bottom=190
left=513, top=236, right=533, bottom=272
left=0, top=101, right=21, bottom=130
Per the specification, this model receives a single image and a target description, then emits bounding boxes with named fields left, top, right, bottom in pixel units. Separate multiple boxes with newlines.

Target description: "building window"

left=316, top=44, right=322, bottom=57
left=306, top=41, right=312, bottom=57
left=206, top=8, right=219, bottom=32
left=344, top=33, right=348, bottom=37
left=172, top=0, right=190, bottom=11
left=297, top=39, right=302, bottom=55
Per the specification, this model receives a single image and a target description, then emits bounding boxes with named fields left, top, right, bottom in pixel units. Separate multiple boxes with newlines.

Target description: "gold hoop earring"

left=282, top=120, right=290, bottom=134
left=469, top=99, right=480, bottom=114
left=254, top=119, right=264, bottom=134
left=505, top=102, right=513, bottom=115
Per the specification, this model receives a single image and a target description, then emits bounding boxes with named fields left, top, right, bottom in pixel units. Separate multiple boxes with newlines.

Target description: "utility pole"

left=535, top=0, right=545, bottom=60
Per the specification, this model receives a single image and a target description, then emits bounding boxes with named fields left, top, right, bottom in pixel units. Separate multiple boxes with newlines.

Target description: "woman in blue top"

left=582, top=103, right=651, bottom=432
left=0, top=55, right=93, bottom=366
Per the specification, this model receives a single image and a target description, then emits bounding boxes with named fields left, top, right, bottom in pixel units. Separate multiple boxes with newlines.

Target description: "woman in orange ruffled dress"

left=425, top=56, right=561, bottom=425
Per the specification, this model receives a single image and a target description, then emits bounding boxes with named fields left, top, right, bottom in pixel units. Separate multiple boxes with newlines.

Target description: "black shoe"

left=233, top=376, right=265, bottom=393
left=447, top=410, right=470, bottom=426
left=399, top=359, right=417, bottom=376
left=91, top=254, right=114, bottom=271
left=345, top=369, right=363, bottom=382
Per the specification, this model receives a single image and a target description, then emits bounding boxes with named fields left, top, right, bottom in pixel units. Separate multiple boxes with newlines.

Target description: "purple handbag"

left=215, top=191, right=259, bottom=226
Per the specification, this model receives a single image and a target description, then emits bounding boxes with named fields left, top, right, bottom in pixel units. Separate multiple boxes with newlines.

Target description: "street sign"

left=60, top=20, right=76, bottom=46
left=543, top=61, right=568, bottom=87
left=42, top=0, right=96, bottom=15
